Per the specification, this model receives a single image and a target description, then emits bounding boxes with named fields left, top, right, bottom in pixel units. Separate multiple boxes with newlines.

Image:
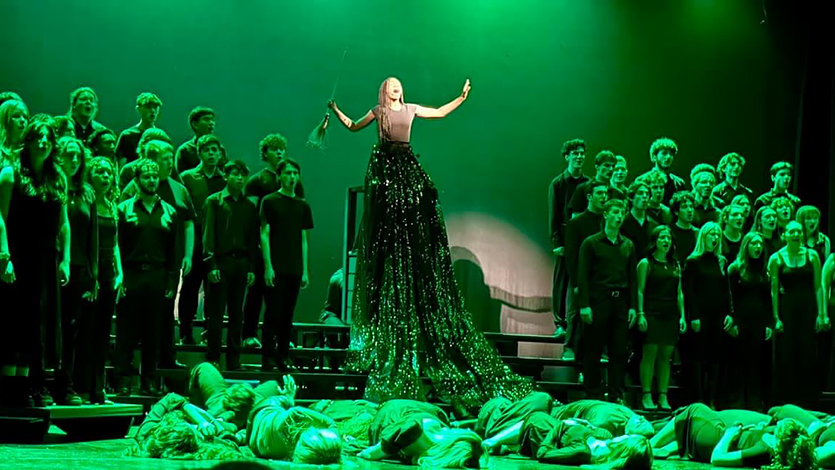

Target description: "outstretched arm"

left=328, top=101, right=376, bottom=132
left=414, top=79, right=471, bottom=119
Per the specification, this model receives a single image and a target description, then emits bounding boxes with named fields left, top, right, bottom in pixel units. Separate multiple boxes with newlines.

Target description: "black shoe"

left=32, top=388, right=54, bottom=407
left=226, top=361, right=242, bottom=371
left=139, top=381, right=162, bottom=397
left=57, top=388, right=83, bottom=406
left=160, top=360, right=187, bottom=370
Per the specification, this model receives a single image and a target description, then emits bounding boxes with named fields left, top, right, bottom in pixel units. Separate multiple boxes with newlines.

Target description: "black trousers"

left=74, top=264, right=116, bottom=398
left=262, top=274, right=302, bottom=365
left=57, top=265, right=94, bottom=394
left=205, top=255, right=250, bottom=368
left=678, top=330, right=702, bottom=404
left=177, top=226, right=205, bottom=340
left=242, top=256, right=265, bottom=340
left=551, top=255, right=567, bottom=326
left=582, top=291, right=629, bottom=400
left=115, top=267, right=166, bottom=383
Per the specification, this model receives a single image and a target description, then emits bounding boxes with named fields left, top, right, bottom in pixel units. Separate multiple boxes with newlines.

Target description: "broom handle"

left=329, top=49, right=349, bottom=101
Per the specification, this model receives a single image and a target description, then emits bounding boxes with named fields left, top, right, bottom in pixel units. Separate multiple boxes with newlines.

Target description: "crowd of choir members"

left=550, top=138, right=832, bottom=412
left=0, top=89, right=311, bottom=406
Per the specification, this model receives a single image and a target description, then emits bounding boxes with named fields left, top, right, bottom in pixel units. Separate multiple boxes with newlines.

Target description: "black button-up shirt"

left=620, top=212, right=658, bottom=260
left=175, top=137, right=200, bottom=175
left=578, top=231, right=638, bottom=309
left=203, top=188, right=260, bottom=272
left=754, top=189, right=801, bottom=211
left=244, top=166, right=305, bottom=203
left=117, top=196, right=180, bottom=291
left=671, top=223, right=699, bottom=263
left=692, top=195, right=723, bottom=228
left=72, top=117, right=105, bottom=147
left=712, top=181, right=754, bottom=208
left=565, top=210, right=603, bottom=287
left=548, top=169, right=589, bottom=248
left=181, top=163, right=227, bottom=223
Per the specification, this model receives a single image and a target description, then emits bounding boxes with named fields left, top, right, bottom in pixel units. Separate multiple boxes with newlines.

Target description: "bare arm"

left=768, top=254, right=781, bottom=326
left=637, top=258, right=648, bottom=313
left=261, top=220, right=272, bottom=272
left=301, top=229, right=309, bottom=278
left=328, top=102, right=376, bottom=132
left=812, top=252, right=825, bottom=320
left=414, top=79, right=471, bottom=119
left=0, top=167, right=12, bottom=255
left=824, top=255, right=835, bottom=309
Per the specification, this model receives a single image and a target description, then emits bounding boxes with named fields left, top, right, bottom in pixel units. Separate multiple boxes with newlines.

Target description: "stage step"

left=0, top=403, right=143, bottom=443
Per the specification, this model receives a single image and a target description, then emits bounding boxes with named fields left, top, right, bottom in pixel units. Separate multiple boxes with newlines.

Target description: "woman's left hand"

left=679, top=317, right=687, bottom=334
left=816, top=315, right=831, bottom=333
left=637, top=315, right=647, bottom=332
left=461, top=79, right=471, bottom=100
left=58, top=260, right=71, bottom=286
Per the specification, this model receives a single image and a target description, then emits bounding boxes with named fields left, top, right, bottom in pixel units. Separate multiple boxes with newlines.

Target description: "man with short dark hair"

left=578, top=199, right=638, bottom=402
left=755, top=161, right=801, bottom=210
left=548, top=138, right=589, bottom=338
left=568, top=150, right=617, bottom=217
left=260, top=159, right=313, bottom=372
left=620, top=181, right=658, bottom=261
left=203, top=160, right=259, bottom=370
left=242, top=133, right=305, bottom=348
left=563, top=180, right=608, bottom=362
left=175, top=106, right=215, bottom=174
left=178, top=135, right=227, bottom=344
left=115, top=160, right=180, bottom=396
left=115, top=92, right=163, bottom=167
left=669, top=192, right=699, bottom=263
left=690, top=164, right=723, bottom=227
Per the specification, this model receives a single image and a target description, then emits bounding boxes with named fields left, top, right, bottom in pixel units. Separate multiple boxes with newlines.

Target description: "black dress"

left=684, top=253, right=732, bottom=404
left=728, top=262, right=771, bottom=410
left=345, top=105, right=531, bottom=405
left=642, top=257, right=680, bottom=346
left=775, top=250, right=819, bottom=406
left=0, top=169, right=63, bottom=369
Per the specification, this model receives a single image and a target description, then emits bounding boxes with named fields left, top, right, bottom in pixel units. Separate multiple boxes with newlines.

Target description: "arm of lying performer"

left=358, top=442, right=389, bottom=461
left=183, top=403, right=237, bottom=436
left=710, top=425, right=747, bottom=467
left=328, top=101, right=375, bottom=132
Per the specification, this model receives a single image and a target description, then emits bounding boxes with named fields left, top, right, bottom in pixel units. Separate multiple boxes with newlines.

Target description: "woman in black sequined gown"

left=328, top=78, right=531, bottom=407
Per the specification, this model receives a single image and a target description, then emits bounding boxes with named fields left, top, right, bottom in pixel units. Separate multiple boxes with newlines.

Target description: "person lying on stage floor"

left=358, top=398, right=488, bottom=468
left=511, top=411, right=653, bottom=468
left=548, top=399, right=655, bottom=438
left=474, top=391, right=558, bottom=449
left=649, top=402, right=817, bottom=469
left=131, top=392, right=252, bottom=459
left=246, top=395, right=342, bottom=464
left=188, top=361, right=290, bottom=430
left=309, top=398, right=380, bottom=452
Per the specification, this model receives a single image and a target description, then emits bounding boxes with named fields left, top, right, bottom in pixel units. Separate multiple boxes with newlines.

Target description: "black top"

left=260, top=192, right=313, bottom=276
left=577, top=231, right=638, bottom=309
left=609, top=186, right=627, bottom=201
left=564, top=210, right=602, bottom=287
left=620, top=212, right=658, bottom=260
left=722, top=232, right=743, bottom=264
left=180, top=164, right=227, bottom=223
left=728, top=262, right=771, bottom=335
left=117, top=196, right=180, bottom=291
left=244, top=167, right=305, bottom=203
left=203, top=189, right=260, bottom=273
left=755, top=189, right=801, bottom=211
left=639, top=169, right=687, bottom=206
left=693, top=196, right=723, bottom=228
left=646, top=205, right=673, bottom=226
left=567, top=178, right=606, bottom=219
left=121, top=178, right=195, bottom=262
left=671, top=224, right=698, bottom=263
left=642, top=257, right=680, bottom=315
left=97, top=213, right=118, bottom=281
left=712, top=181, right=754, bottom=208
left=548, top=170, right=589, bottom=248
left=115, top=125, right=145, bottom=164
left=175, top=137, right=200, bottom=175
left=67, top=187, right=99, bottom=288
left=72, top=118, right=105, bottom=147
left=683, top=253, right=731, bottom=323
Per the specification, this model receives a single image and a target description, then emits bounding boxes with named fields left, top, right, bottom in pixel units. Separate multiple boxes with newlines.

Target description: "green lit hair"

left=418, top=429, right=489, bottom=469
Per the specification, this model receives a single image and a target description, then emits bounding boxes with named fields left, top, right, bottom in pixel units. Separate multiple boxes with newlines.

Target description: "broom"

left=307, top=49, right=348, bottom=149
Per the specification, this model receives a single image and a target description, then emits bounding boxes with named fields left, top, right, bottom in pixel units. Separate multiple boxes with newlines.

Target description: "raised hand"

left=461, top=79, right=471, bottom=100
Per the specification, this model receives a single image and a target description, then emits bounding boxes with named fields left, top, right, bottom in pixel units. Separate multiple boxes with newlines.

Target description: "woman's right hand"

left=1, top=259, right=15, bottom=284
left=327, top=99, right=337, bottom=110
left=774, top=319, right=784, bottom=333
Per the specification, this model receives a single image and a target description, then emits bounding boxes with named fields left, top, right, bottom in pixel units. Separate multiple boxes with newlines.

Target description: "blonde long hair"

left=418, top=429, right=488, bottom=469
left=688, top=221, right=727, bottom=271
left=377, top=77, right=405, bottom=142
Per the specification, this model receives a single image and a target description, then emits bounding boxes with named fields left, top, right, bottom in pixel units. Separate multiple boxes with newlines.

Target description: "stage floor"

left=0, top=428, right=721, bottom=470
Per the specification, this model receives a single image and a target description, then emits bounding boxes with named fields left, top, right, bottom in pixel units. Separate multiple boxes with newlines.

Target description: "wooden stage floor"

left=0, top=427, right=722, bottom=470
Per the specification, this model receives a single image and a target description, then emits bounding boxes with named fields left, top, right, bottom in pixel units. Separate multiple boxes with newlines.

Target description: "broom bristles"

left=306, top=113, right=330, bottom=149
